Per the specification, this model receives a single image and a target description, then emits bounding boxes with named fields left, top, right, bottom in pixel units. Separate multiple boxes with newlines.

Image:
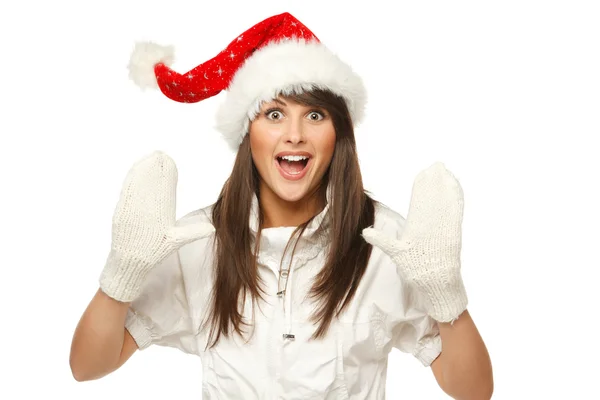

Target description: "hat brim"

left=215, top=39, right=367, bottom=150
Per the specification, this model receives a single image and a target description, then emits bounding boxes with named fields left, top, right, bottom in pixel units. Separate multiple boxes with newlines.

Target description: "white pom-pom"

left=127, top=42, right=175, bottom=89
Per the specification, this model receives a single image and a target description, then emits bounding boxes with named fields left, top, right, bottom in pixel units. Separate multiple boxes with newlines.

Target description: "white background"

left=1, top=0, right=598, bottom=398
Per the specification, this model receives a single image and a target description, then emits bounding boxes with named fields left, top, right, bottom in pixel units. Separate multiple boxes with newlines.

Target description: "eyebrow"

left=263, top=98, right=287, bottom=108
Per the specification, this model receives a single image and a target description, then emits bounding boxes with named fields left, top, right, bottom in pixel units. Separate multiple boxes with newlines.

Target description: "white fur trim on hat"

left=128, top=42, right=175, bottom=89
left=215, top=39, right=366, bottom=150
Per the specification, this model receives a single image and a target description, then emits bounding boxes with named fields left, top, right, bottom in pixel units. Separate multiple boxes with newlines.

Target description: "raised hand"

left=99, top=151, right=215, bottom=302
left=362, top=162, right=468, bottom=323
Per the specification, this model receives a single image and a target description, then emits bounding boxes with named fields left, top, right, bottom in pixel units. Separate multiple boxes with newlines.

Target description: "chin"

left=272, top=183, right=313, bottom=203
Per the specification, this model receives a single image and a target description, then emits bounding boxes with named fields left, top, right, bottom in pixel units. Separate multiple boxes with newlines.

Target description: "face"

left=249, top=96, right=336, bottom=203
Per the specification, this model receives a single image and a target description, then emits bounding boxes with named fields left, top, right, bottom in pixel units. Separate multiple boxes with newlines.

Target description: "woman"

left=69, top=12, right=493, bottom=399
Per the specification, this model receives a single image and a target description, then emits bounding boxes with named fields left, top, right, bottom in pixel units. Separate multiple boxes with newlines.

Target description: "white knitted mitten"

left=99, top=151, right=215, bottom=302
left=362, top=162, right=468, bottom=323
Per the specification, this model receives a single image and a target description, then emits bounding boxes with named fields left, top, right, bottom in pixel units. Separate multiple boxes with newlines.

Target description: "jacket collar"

left=248, top=184, right=332, bottom=238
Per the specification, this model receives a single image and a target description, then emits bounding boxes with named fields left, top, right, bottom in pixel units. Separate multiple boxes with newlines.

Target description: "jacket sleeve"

left=369, top=203, right=442, bottom=367
left=389, top=281, right=442, bottom=366
left=124, top=248, right=199, bottom=355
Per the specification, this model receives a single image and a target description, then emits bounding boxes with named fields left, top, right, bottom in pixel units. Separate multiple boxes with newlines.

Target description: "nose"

left=283, top=117, right=305, bottom=144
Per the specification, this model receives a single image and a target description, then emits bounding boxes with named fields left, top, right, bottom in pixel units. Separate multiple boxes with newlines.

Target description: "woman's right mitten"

left=99, top=151, right=215, bottom=302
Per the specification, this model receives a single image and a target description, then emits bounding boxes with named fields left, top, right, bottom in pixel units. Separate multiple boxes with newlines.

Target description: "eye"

left=307, top=111, right=325, bottom=121
left=265, top=109, right=284, bottom=120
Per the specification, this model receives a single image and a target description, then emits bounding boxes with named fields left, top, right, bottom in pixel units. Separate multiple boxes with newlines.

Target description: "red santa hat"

left=127, top=12, right=366, bottom=150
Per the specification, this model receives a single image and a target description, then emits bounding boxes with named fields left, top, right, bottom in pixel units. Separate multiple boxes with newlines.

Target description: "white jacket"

left=125, top=196, right=441, bottom=399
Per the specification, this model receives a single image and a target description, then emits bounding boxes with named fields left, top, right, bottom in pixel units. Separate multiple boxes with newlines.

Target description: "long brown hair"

left=205, top=89, right=376, bottom=348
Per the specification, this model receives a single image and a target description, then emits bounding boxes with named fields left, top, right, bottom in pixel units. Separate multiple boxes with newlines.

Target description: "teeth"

left=280, top=155, right=309, bottom=161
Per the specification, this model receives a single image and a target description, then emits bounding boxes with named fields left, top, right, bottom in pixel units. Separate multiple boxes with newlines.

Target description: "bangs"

left=252, top=88, right=349, bottom=122
left=282, top=88, right=345, bottom=110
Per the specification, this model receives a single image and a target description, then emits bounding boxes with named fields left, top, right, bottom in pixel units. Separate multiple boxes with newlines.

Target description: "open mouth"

left=276, top=155, right=310, bottom=175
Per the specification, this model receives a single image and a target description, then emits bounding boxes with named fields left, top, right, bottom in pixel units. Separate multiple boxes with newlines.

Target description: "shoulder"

left=359, top=202, right=420, bottom=317
left=177, top=203, right=215, bottom=226
left=371, top=201, right=406, bottom=239
left=172, top=204, right=217, bottom=286
left=174, top=203, right=217, bottom=258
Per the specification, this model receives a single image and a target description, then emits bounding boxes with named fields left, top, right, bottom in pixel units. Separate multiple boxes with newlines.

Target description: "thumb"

left=166, top=222, right=216, bottom=247
left=361, top=227, right=405, bottom=259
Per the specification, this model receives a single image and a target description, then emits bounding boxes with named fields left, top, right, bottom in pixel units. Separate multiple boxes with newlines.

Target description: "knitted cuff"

left=99, top=249, right=151, bottom=303
left=411, top=263, right=469, bottom=323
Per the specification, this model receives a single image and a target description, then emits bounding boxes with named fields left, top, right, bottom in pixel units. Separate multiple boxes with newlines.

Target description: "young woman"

left=69, top=12, right=493, bottom=399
